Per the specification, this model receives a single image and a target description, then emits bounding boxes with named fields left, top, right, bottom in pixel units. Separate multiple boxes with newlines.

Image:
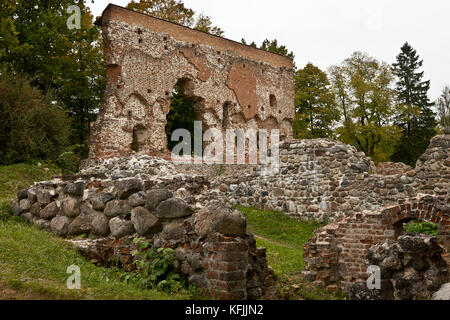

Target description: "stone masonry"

left=216, top=134, right=449, bottom=223
left=89, top=4, right=294, bottom=160
left=10, top=158, right=277, bottom=300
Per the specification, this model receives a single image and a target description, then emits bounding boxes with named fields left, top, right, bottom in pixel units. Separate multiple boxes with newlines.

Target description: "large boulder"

left=130, top=207, right=162, bottom=236
left=36, top=188, right=54, bottom=204
left=90, top=192, right=114, bottom=211
left=91, top=214, right=110, bottom=236
left=104, top=200, right=131, bottom=218
left=62, top=197, right=81, bottom=218
left=40, top=202, right=60, bottom=220
left=129, top=191, right=146, bottom=207
left=145, top=189, right=173, bottom=211
left=109, top=217, right=135, bottom=238
left=161, top=223, right=184, bottom=241
left=194, top=202, right=246, bottom=237
left=68, top=211, right=94, bottom=236
left=65, top=182, right=86, bottom=197
left=19, top=198, right=31, bottom=212
left=50, top=216, right=71, bottom=236
left=30, top=202, right=42, bottom=217
left=115, top=179, right=143, bottom=200
left=17, top=189, right=28, bottom=200
left=156, top=198, right=193, bottom=219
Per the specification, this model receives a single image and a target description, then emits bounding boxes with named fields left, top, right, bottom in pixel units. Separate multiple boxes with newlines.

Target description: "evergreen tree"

left=391, top=42, right=437, bottom=166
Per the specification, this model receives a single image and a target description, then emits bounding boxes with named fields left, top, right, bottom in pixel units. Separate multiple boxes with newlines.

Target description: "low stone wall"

left=302, top=194, right=450, bottom=292
left=10, top=171, right=276, bottom=300
left=347, top=234, right=448, bottom=300
left=216, top=134, right=449, bottom=222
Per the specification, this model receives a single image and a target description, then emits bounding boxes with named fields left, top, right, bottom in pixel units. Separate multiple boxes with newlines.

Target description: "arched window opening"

left=165, top=79, right=198, bottom=154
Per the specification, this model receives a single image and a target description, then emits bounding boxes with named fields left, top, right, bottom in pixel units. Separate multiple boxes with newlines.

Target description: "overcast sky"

left=89, top=0, right=450, bottom=101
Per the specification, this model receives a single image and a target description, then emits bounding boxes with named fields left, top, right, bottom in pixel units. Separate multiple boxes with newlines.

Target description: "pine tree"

left=391, top=42, right=437, bottom=166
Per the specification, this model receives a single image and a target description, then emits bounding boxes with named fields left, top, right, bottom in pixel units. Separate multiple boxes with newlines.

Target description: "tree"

left=0, top=1, right=105, bottom=155
left=294, top=63, right=338, bottom=139
left=436, top=86, right=450, bottom=131
left=329, top=52, right=401, bottom=162
left=165, top=81, right=196, bottom=152
left=127, top=0, right=224, bottom=36
left=391, top=42, right=437, bottom=166
left=241, top=38, right=295, bottom=63
left=193, top=13, right=224, bottom=36
left=0, top=73, right=71, bottom=165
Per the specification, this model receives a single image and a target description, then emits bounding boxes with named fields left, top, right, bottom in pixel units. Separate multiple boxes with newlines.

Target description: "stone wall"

left=347, top=234, right=448, bottom=300
left=302, top=194, right=450, bottom=292
left=10, top=159, right=276, bottom=300
left=10, top=133, right=449, bottom=298
left=216, top=134, right=449, bottom=222
left=89, top=4, right=294, bottom=160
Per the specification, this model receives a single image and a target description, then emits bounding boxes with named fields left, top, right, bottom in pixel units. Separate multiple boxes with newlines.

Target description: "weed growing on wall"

left=130, top=238, right=184, bottom=293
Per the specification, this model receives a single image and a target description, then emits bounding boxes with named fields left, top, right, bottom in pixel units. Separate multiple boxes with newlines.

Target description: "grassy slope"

left=0, top=162, right=343, bottom=300
left=0, top=162, right=192, bottom=300
left=237, top=206, right=345, bottom=300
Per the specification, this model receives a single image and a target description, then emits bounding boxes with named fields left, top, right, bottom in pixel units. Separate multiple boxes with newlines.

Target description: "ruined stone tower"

left=89, top=4, right=295, bottom=160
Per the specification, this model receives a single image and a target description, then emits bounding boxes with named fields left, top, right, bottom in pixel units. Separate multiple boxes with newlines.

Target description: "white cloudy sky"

left=88, top=0, right=450, bottom=101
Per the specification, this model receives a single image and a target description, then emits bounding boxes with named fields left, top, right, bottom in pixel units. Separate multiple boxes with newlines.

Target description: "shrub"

left=56, top=144, right=85, bottom=174
left=0, top=73, right=71, bottom=165
left=404, top=220, right=438, bottom=237
left=131, top=238, right=184, bottom=293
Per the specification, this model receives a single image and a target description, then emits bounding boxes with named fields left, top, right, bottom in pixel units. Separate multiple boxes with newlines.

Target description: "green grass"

left=254, top=238, right=305, bottom=275
left=0, top=161, right=60, bottom=199
left=238, top=206, right=323, bottom=246
left=237, top=206, right=344, bottom=300
left=0, top=162, right=198, bottom=300
left=237, top=206, right=323, bottom=277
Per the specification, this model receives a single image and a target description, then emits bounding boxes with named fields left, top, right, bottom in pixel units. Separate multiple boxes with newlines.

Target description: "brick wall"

left=302, top=194, right=450, bottom=292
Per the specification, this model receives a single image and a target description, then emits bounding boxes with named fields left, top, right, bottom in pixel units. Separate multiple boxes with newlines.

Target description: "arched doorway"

left=165, top=78, right=202, bottom=155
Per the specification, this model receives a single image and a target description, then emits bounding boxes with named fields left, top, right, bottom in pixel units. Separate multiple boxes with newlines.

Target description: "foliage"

left=193, top=13, right=224, bottom=36
left=131, top=238, right=185, bottom=293
left=0, top=0, right=105, bottom=147
left=165, top=81, right=197, bottom=153
left=294, top=63, right=339, bottom=139
left=390, top=42, right=437, bottom=166
left=329, top=52, right=402, bottom=162
left=241, top=38, right=295, bottom=65
left=0, top=73, right=71, bottom=165
left=56, top=144, right=85, bottom=175
left=436, top=86, right=450, bottom=130
left=127, top=0, right=224, bottom=36
left=404, top=220, right=438, bottom=237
